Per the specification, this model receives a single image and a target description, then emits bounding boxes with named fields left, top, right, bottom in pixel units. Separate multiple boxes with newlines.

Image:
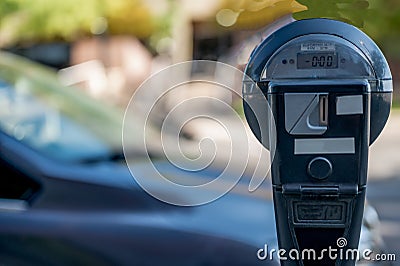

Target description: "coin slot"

left=319, top=95, right=328, bottom=125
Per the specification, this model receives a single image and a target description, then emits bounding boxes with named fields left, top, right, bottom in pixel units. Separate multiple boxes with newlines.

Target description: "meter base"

left=273, top=186, right=365, bottom=266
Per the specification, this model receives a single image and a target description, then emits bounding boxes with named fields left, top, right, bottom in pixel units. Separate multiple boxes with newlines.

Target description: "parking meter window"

left=297, top=52, right=338, bottom=69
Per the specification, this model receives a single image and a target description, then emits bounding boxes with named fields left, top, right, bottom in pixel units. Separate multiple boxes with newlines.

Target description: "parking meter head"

left=243, top=18, right=392, bottom=147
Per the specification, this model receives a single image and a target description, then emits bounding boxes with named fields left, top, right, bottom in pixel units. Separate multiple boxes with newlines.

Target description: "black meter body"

left=243, top=19, right=392, bottom=266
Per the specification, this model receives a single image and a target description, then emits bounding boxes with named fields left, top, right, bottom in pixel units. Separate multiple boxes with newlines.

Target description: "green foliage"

left=103, top=0, right=154, bottom=36
left=294, top=0, right=400, bottom=58
left=0, top=0, right=161, bottom=46
left=0, top=0, right=101, bottom=44
left=0, top=0, right=19, bottom=18
left=294, top=0, right=370, bottom=27
left=363, top=0, right=400, bottom=58
left=219, top=0, right=307, bottom=30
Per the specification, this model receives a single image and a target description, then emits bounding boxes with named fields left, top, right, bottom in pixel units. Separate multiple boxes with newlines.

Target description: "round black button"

left=307, top=157, right=332, bottom=180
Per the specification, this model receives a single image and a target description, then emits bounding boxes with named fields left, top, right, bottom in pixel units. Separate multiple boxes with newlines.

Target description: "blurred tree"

left=294, top=0, right=370, bottom=27
left=0, top=0, right=101, bottom=46
left=0, top=0, right=19, bottom=19
left=363, top=0, right=400, bottom=58
left=0, top=0, right=159, bottom=47
left=104, top=0, right=154, bottom=37
left=217, top=0, right=307, bottom=29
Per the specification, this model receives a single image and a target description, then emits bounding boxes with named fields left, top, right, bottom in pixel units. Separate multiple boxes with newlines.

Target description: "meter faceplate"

left=261, top=35, right=375, bottom=80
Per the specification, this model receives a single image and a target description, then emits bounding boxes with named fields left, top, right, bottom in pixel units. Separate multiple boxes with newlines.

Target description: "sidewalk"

left=369, top=110, right=400, bottom=180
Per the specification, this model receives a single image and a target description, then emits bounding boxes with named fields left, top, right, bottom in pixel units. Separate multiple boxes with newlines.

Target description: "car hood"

left=38, top=157, right=277, bottom=248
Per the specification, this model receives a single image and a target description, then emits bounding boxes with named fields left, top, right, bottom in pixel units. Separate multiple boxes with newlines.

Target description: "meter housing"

left=243, top=19, right=392, bottom=266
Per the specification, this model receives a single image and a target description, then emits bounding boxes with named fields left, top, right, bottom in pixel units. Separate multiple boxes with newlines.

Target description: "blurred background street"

left=368, top=111, right=400, bottom=263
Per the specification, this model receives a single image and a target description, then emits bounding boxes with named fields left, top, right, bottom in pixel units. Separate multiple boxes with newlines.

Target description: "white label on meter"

left=294, top=138, right=355, bottom=155
left=301, top=43, right=335, bottom=51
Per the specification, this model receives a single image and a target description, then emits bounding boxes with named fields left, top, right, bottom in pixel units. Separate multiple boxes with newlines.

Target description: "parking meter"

left=243, top=19, right=392, bottom=265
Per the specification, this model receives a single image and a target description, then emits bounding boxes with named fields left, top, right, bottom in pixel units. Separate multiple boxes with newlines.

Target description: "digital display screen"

left=297, top=52, right=338, bottom=69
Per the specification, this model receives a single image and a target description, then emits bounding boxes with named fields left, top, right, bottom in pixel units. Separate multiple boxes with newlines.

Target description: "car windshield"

left=0, top=52, right=143, bottom=163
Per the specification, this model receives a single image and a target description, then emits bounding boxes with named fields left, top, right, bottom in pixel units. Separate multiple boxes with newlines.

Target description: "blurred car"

left=0, top=52, right=386, bottom=265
